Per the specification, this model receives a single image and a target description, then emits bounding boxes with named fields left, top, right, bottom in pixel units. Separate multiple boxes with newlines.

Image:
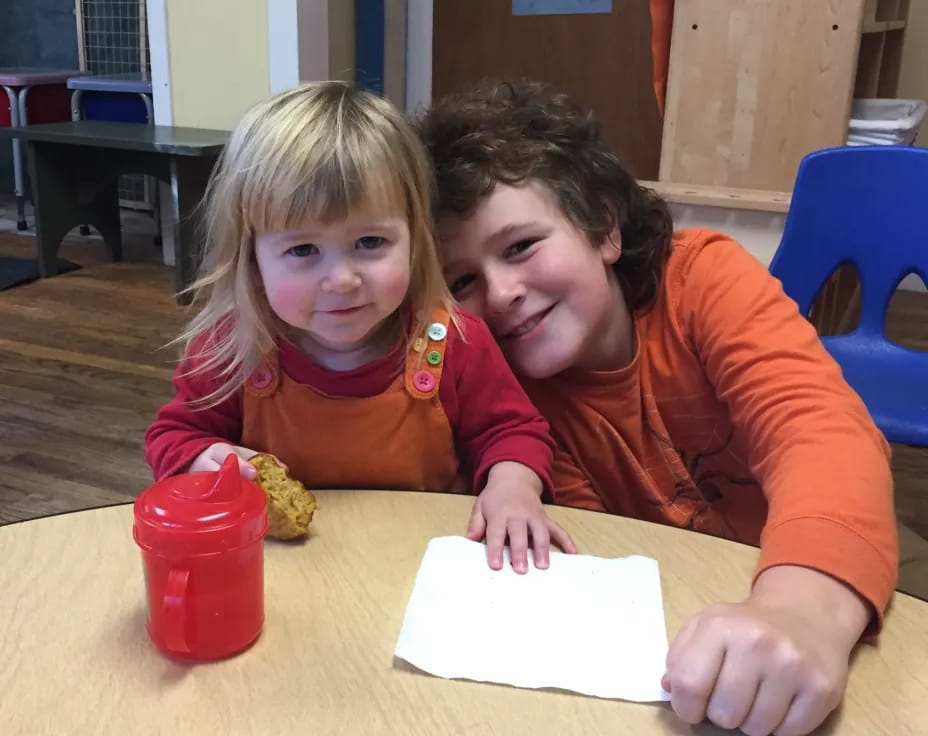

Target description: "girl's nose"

left=321, top=260, right=362, bottom=293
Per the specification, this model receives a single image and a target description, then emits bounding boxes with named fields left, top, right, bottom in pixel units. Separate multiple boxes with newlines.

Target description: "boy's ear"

left=598, top=228, right=622, bottom=265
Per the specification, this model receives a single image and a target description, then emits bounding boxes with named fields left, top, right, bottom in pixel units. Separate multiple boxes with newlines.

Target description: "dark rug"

left=0, top=257, right=81, bottom=291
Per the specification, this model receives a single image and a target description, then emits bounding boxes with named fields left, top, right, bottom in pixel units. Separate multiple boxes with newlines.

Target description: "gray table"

left=0, top=121, right=229, bottom=302
left=0, top=67, right=85, bottom=230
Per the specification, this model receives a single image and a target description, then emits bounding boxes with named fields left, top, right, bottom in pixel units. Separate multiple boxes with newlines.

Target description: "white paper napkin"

left=394, top=536, right=671, bottom=702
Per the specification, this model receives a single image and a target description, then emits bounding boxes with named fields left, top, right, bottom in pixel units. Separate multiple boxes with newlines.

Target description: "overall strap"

left=243, top=348, right=281, bottom=398
left=404, top=307, right=451, bottom=400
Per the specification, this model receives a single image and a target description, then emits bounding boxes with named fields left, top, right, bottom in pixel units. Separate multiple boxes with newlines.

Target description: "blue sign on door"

left=513, top=0, right=613, bottom=16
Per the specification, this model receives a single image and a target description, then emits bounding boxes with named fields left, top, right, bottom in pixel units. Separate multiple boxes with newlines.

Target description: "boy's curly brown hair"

left=416, top=80, right=674, bottom=311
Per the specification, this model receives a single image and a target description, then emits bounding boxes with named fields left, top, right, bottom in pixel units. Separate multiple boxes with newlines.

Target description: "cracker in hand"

left=249, top=453, right=318, bottom=540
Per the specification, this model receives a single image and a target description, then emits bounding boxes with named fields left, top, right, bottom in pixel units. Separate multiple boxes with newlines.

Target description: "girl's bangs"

left=241, top=128, right=407, bottom=236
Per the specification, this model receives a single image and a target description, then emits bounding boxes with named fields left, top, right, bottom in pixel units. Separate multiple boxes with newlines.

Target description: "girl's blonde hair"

left=179, top=82, right=455, bottom=407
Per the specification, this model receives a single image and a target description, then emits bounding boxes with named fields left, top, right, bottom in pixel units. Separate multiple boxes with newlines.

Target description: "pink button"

left=251, top=368, right=273, bottom=389
left=412, top=370, right=435, bottom=393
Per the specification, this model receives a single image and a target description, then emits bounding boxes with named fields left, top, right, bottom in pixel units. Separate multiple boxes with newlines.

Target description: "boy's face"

left=438, top=182, right=631, bottom=379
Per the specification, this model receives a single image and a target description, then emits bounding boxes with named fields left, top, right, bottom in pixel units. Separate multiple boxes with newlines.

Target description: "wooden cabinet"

left=647, top=0, right=911, bottom=212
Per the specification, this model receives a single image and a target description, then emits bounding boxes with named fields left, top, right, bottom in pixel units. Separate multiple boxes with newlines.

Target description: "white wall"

left=669, top=205, right=786, bottom=266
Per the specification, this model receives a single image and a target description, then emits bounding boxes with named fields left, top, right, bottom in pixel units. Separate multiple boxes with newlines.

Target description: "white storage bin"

left=847, top=98, right=928, bottom=146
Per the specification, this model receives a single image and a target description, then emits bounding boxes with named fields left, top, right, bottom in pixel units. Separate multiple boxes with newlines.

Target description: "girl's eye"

left=286, top=244, right=318, bottom=257
left=356, top=235, right=386, bottom=250
left=504, top=238, right=538, bottom=258
left=448, top=273, right=476, bottom=296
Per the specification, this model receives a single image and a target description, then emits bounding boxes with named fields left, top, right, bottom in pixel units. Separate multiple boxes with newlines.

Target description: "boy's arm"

left=663, top=230, right=896, bottom=734
left=677, top=231, right=897, bottom=623
left=144, top=358, right=244, bottom=480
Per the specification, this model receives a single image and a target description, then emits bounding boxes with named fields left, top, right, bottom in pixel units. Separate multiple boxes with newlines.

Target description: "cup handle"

left=163, top=568, right=190, bottom=653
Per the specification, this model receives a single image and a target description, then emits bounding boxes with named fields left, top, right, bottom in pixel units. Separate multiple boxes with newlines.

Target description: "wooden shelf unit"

left=867, top=0, right=910, bottom=23
left=656, top=0, right=911, bottom=213
left=638, top=181, right=792, bottom=214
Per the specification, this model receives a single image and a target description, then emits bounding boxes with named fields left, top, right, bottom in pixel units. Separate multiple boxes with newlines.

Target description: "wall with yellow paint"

left=166, top=0, right=270, bottom=129
left=328, top=0, right=356, bottom=82
left=898, top=0, right=928, bottom=145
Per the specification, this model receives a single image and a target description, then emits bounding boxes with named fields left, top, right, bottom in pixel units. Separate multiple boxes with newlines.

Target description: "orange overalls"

left=242, top=309, right=469, bottom=493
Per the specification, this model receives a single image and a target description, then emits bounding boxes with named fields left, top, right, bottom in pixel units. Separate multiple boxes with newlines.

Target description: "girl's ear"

left=598, top=228, right=622, bottom=265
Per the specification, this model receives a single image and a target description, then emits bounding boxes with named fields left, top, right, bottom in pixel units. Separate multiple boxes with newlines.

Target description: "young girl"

left=419, top=81, right=898, bottom=735
left=144, top=82, right=575, bottom=573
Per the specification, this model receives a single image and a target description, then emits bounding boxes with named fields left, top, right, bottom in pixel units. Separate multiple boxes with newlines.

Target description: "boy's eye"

left=504, top=238, right=538, bottom=258
left=448, top=273, right=476, bottom=296
left=356, top=235, right=386, bottom=250
left=286, top=243, right=318, bottom=257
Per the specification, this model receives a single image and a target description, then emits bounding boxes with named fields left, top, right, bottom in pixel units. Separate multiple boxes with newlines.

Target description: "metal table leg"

left=15, top=85, right=35, bottom=231
left=3, top=84, right=28, bottom=230
left=69, top=89, right=83, bottom=122
left=140, top=92, right=162, bottom=246
left=69, top=89, right=92, bottom=236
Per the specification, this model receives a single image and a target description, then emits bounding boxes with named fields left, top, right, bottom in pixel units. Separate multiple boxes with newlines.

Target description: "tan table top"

left=1, top=491, right=926, bottom=735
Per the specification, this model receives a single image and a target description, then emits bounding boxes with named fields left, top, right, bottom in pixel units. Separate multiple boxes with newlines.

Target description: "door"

left=431, top=0, right=662, bottom=178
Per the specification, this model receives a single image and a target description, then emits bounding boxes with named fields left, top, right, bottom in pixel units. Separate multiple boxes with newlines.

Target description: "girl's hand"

left=467, top=461, right=577, bottom=573
left=188, top=442, right=261, bottom=480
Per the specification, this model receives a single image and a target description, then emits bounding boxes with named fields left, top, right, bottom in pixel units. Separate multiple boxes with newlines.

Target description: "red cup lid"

left=133, top=455, right=268, bottom=557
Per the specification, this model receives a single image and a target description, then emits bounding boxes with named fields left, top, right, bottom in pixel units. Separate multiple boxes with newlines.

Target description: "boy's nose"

left=485, top=268, right=525, bottom=315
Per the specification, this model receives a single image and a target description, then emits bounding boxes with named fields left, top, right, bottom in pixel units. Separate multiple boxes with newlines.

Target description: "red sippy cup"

left=133, top=454, right=268, bottom=660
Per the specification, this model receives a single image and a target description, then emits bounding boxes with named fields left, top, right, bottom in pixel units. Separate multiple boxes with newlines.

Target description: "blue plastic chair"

left=770, top=146, right=928, bottom=446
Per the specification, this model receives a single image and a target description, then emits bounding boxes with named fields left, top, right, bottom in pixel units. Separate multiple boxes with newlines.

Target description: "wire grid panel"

left=78, top=0, right=149, bottom=77
left=76, top=0, right=152, bottom=207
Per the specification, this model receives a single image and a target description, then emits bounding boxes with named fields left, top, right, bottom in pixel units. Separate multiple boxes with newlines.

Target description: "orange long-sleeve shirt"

left=522, top=229, right=898, bottom=620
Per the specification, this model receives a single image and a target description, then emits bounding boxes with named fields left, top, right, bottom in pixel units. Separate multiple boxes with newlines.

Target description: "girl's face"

left=255, top=205, right=411, bottom=369
left=438, top=182, right=633, bottom=379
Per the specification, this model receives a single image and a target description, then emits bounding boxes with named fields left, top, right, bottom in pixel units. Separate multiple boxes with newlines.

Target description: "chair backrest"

left=770, top=146, right=928, bottom=339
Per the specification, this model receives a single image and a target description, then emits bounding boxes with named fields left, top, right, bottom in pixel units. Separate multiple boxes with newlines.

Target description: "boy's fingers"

left=704, top=658, right=760, bottom=731
left=665, top=615, right=700, bottom=673
left=737, top=675, right=794, bottom=736
left=667, top=626, right=726, bottom=724
left=772, top=684, right=841, bottom=736
left=663, top=616, right=698, bottom=691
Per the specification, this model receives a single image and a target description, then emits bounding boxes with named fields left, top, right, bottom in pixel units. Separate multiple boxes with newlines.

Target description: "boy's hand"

left=188, top=442, right=261, bottom=480
left=662, top=565, right=870, bottom=736
left=467, top=461, right=577, bottom=573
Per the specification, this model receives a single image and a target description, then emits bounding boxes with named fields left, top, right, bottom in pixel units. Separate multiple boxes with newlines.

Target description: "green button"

left=427, top=350, right=442, bottom=366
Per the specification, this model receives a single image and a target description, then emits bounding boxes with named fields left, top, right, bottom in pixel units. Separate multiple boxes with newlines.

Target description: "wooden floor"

left=0, top=232, right=184, bottom=523
left=1, top=231, right=926, bottom=598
